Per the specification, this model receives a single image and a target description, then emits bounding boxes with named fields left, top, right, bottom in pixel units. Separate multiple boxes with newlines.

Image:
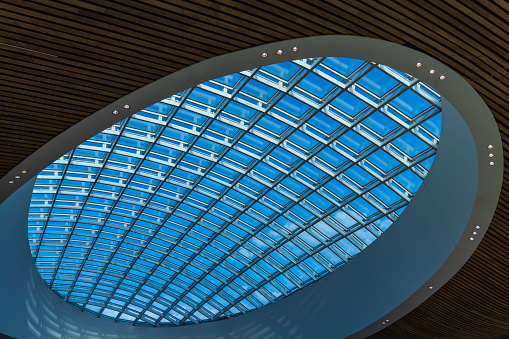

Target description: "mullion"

left=153, top=62, right=326, bottom=325
left=211, top=127, right=439, bottom=319
left=54, top=121, right=145, bottom=297
left=75, top=90, right=194, bottom=309
left=31, top=58, right=442, bottom=326
left=176, top=61, right=382, bottom=323
left=159, top=62, right=382, bottom=323
left=111, top=71, right=261, bottom=324
left=81, top=91, right=211, bottom=314
left=33, top=149, right=76, bottom=261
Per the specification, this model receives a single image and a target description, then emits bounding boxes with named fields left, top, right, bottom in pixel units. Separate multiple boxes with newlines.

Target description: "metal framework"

left=28, top=57, right=441, bottom=326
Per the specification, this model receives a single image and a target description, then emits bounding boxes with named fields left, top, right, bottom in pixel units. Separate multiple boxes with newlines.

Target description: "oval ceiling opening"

left=28, top=57, right=442, bottom=326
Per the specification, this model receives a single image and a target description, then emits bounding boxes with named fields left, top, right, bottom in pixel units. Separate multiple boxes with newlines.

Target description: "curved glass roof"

left=28, top=57, right=442, bottom=326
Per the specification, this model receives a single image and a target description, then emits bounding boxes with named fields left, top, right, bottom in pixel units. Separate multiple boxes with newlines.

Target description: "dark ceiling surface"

left=1, top=1, right=508, bottom=338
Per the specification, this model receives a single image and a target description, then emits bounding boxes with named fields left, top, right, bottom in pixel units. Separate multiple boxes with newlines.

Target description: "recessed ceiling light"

left=490, top=161, right=495, bottom=165
left=124, top=104, right=130, bottom=109
left=430, top=69, right=435, bottom=74
left=8, top=181, right=14, bottom=184
left=470, top=237, right=474, bottom=240
left=489, top=153, right=494, bottom=157
left=473, top=232, right=477, bottom=235
left=488, top=144, right=493, bottom=149
left=292, top=46, right=299, bottom=52
left=476, top=225, right=480, bottom=229
left=113, top=110, right=119, bottom=115
left=429, top=286, right=433, bottom=289
left=416, top=62, right=422, bottom=67
left=261, top=52, right=267, bottom=58
left=22, top=170, right=27, bottom=174
left=14, top=176, right=20, bottom=179
left=277, top=49, right=283, bottom=55
left=440, top=75, right=445, bottom=80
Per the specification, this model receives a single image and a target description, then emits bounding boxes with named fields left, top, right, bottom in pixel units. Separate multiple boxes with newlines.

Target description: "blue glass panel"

left=308, top=112, right=342, bottom=135
left=223, top=101, right=258, bottom=120
left=350, top=197, right=379, bottom=218
left=316, top=147, right=348, bottom=169
left=298, top=72, right=335, bottom=98
left=262, top=62, right=301, bottom=81
left=287, top=130, right=319, bottom=152
left=421, top=114, right=442, bottom=138
left=274, top=95, right=311, bottom=119
left=322, top=57, right=365, bottom=77
left=257, top=115, right=289, bottom=135
left=242, top=80, right=278, bottom=101
left=392, top=132, right=429, bottom=157
left=392, top=89, right=432, bottom=118
left=145, top=102, right=172, bottom=115
left=357, top=68, right=399, bottom=97
left=330, top=91, right=369, bottom=118
left=419, top=155, right=436, bottom=171
left=371, top=185, right=402, bottom=206
left=269, top=147, right=299, bottom=167
left=337, top=130, right=371, bottom=154
left=394, top=170, right=423, bottom=194
left=367, top=150, right=400, bottom=172
left=362, top=111, right=399, bottom=137
left=213, top=73, right=242, bottom=87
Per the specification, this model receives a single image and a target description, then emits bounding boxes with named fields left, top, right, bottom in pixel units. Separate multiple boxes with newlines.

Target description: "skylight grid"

left=28, top=57, right=442, bottom=326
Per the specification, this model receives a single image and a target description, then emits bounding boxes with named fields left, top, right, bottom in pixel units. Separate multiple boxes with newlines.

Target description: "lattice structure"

left=28, top=57, right=441, bottom=326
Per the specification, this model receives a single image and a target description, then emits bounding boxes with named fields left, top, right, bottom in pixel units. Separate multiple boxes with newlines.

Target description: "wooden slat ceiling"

left=1, top=1, right=508, bottom=337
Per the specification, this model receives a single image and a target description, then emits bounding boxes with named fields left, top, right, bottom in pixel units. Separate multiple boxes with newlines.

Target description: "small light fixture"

left=277, top=49, right=283, bottom=55
left=476, top=225, right=480, bottom=229
left=113, top=110, right=119, bottom=115
left=123, top=104, right=130, bottom=109
left=292, top=46, right=298, bottom=52
left=22, top=170, right=27, bottom=174
left=490, top=161, right=495, bottom=166
left=473, top=232, right=477, bottom=235
left=440, top=75, right=446, bottom=80
left=470, top=237, right=474, bottom=240
left=429, top=286, right=433, bottom=289
left=261, top=52, right=267, bottom=58
left=429, top=69, right=435, bottom=74
left=416, top=62, right=422, bottom=67
left=489, top=153, right=494, bottom=157
left=15, top=176, right=20, bottom=179
left=8, top=181, right=14, bottom=184
left=488, top=144, right=493, bottom=149
left=386, top=319, right=389, bottom=322
left=382, top=322, right=386, bottom=325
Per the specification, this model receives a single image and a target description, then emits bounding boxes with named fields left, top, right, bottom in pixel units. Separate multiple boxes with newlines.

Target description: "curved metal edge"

left=0, top=36, right=502, bottom=338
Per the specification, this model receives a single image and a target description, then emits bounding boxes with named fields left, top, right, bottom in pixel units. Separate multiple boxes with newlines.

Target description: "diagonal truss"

left=28, top=57, right=442, bottom=326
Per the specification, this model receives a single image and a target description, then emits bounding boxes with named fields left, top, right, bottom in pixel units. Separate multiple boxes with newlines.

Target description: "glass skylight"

left=28, top=57, right=442, bottom=326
